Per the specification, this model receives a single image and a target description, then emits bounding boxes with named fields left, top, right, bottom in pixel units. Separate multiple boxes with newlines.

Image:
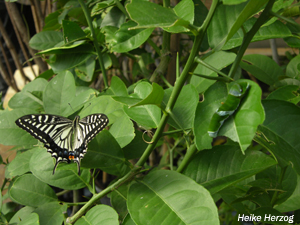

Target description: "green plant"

left=1, top=0, right=300, bottom=224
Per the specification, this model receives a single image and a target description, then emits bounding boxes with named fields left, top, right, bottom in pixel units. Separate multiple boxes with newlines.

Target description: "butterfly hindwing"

left=15, top=113, right=109, bottom=175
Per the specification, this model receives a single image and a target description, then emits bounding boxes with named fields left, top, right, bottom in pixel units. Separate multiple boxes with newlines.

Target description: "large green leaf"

left=256, top=100, right=300, bottom=175
left=208, top=0, right=268, bottom=50
left=29, top=31, right=63, bottom=50
left=30, top=148, right=91, bottom=190
left=18, top=213, right=39, bottom=225
left=123, top=82, right=161, bottom=128
left=9, top=174, right=57, bottom=207
left=107, top=21, right=154, bottom=53
left=43, top=71, right=76, bottom=116
left=194, top=82, right=228, bottom=150
left=62, top=20, right=87, bottom=43
left=267, top=85, right=300, bottom=104
left=223, top=20, right=291, bottom=50
left=8, top=78, right=47, bottom=110
left=240, top=54, right=284, bottom=85
left=219, top=80, right=265, bottom=152
left=286, top=54, right=300, bottom=79
left=80, top=95, right=124, bottom=125
left=82, top=130, right=129, bottom=176
left=123, top=130, right=148, bottom=160
left=126, top=0, right=189, bottom=30
left=105, top=76, right=128, bottom=97
left=190, top=51, right=236, bottom=94
left=75, top=205, right=119, bottom=225
left=183, top=145, right=277, bottom=195
left=34, top=202, right=67, bottom=225
left=163, top=84, right=198, bottom=130
left=109, top=114, right=135, bottom=148
left=0, top=108, right=38, bottom=145
left=111, top=184, right=128, bottom=221
left=5, top=150, right=34, bottom=178
left=9, top=206, right=35, bottom=224
left=128, top=170, right=219, bottom=225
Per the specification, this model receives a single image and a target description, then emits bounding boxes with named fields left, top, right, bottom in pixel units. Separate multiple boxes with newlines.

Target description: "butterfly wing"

left=15, top=114, right=74, bottom=174
left=72, top=114, right=109, bottom=174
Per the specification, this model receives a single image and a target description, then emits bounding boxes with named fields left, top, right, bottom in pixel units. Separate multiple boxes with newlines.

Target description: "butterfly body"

left=15, top=113, right=109, bottom=175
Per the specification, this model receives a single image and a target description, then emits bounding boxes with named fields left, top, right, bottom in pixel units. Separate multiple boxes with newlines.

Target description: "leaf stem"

left=228, top=0, right=276, bottom=79
left=78, top=0, right=109, bottom=89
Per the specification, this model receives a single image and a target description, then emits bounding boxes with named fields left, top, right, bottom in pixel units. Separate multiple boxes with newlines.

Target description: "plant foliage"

left=1, top=0, right=300, bottom=224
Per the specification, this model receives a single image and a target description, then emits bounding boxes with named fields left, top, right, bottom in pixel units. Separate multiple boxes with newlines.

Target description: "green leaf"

left=240, top=54, right=284, bottom=85
left=9, top=174, right=57, bottom=207
left=19, top=213, right=39, bottom=225
left=219, top=80, right=265, bottom=152
left=43, top=71, right=76, bottom=116
left=105, top=76, right=128, bottom=96
left=9, top=206, right=35, bottom=224
left=128, top=170, right=219, bottom=225
left=30, top=148, right=91, bottom=190
left=34, top=202, right=67, bottom=225
left=126, top=0, right=181, bottom=29
left=256, top=100, right=300, bottom=175
left=29, top=31, right=63, bottom=50
left=267, top=85, right=300, bottom=104
left=122, top=214, right=137, bottom=225
left=8, top=78, right=47, bottom=110
left=164, top=0, right=194, bottom=33
left=108, top=21, right=154, bottom=53
left=191, top=51, right=236, bottom=93
left=183, top=145, right=277, bottom=195
left=101, top=7, right=126, bottom=28
left=0, top=108, right=38, bottom=145
left=223, top=19, right=292, bottom=50
left=43, top=11, right=62, bottom=31
left=75, top=55, right=96, bottom=82
left=194, top=82, right=227, bottom=150
left=109, top=114, right=135, bottom=148
left=62, top=20, right=87, bottom=43
left=123, top=130, right=148, bottom=160
left=163, top=84, right=198, bottom=129
left=5, top=150, right=34, bottom=178
left=80, top=95, right=124, bottom=125
left=82, top=130, right=129, bottom=176
left=75, top=205, right=119, bottom=225
left=275, top=173, right=300, bottom=212
left=47, top=45, right=94, bottom=73
left=113, top=82, right=164, bottom=107
left=208, top=0, right=268, bottom=50
left=286, top=54, right=300, bottom=78
left=122, top=82, right=161, bottom=128
left=111, top=185, right=128, bottom=221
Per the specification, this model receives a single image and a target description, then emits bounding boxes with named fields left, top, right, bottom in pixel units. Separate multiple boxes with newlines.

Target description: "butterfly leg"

left=74, top=158, right=81, bottom=175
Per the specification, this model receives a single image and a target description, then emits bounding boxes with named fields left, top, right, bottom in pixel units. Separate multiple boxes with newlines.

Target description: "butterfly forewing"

left=15, top=113, right=109, bottom=175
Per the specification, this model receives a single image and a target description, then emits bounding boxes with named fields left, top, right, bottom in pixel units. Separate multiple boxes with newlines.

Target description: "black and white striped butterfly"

left=15, top=114, right=109, bottom=175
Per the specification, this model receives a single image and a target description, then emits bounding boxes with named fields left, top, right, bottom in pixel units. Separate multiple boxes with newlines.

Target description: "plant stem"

left=78, top=0, right=109, bottom=89
left=228, top=0, right=276, bottom=79
left=176, top=144, right=197, bottom=173
left=66, top=166, right=141, bottom=224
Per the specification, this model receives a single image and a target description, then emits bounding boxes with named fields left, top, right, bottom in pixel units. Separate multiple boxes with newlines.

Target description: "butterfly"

left=15, top=113, right=109, bottom=175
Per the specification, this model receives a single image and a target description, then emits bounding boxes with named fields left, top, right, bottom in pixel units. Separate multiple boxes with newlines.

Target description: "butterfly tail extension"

left=74, top=158, right=81, bottom=175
